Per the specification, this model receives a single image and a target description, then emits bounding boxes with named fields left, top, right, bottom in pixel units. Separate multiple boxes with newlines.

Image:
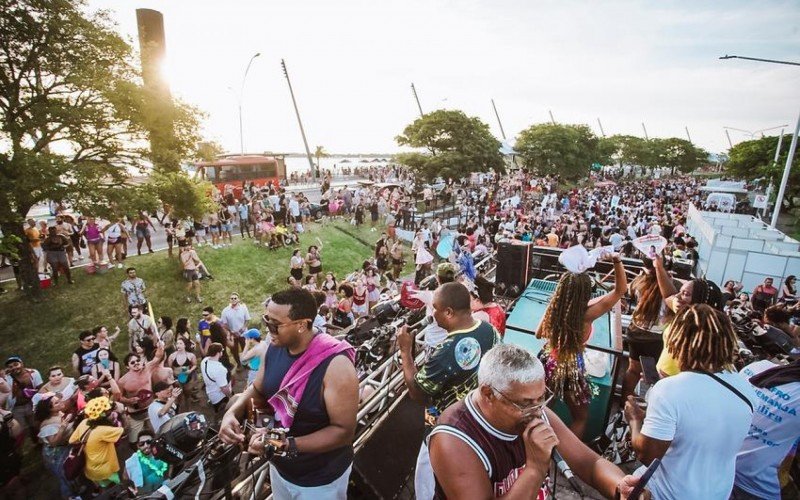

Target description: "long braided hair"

left=665, top=304, right=737, bottom=373
left=538, top=271, right=593, bottom=359
left=689, top=278, right=724, bottom=310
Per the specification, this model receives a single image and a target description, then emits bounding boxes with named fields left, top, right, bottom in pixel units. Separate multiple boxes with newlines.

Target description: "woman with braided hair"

left=536, top=252, right=627, bottom=439
left=624, top=304, right=754, bottom=500
left=652, top=254, right=725, bottom=377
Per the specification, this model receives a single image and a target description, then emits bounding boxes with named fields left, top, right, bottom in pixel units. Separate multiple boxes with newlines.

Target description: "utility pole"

left=685, top=126, right=692, bottom=143
left=491, top=99, right=507, bottom=140
left=597, top=118, right=606, bottom=137
left=771, top=114, right=800, bottom=228
left=281, top=59, right=316, bottom=180
left=642, top=123, right=649, bottom=140
left=548, top=110, right=556, bottom=125
left=411, top=83, right=424, bottom=118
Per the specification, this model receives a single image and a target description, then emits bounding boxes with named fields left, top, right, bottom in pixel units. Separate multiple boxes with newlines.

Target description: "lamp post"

left=720, top=54, right=799, bottom=229
left=238, top=52, right=260, bottom=156
left=723, top=124, right=788, bottom=141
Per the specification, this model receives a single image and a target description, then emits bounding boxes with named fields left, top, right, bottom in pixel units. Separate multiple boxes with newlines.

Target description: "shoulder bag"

left=63, top=426, right=92, bottom=480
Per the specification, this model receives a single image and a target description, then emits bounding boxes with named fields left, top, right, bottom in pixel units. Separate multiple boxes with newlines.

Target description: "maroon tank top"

left=429, top=392, right=550, bottom=499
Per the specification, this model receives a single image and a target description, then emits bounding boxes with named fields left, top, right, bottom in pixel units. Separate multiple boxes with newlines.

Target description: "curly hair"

left=538, top=271, right=593, bottom=360
left=665, top=304, right=737, bottom=373
left=630, top=268, right=664, bottom=330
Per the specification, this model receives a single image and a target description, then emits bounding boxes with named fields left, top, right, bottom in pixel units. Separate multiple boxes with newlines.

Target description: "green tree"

left=515, top=123, right=604, bottom=180
left=0, top=0, right=204, bottom=297
left=606, top=135, right=656, bottom=170
left=650, top=137, right=708, bottom=175
left=395, top=109, right=504, bottom=182
left=314, top=145, right=329, bottom=171
left=727, top=136, right=799, bottom=210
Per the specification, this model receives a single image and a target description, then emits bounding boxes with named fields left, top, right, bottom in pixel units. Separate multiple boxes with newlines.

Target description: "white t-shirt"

left=641, top=371, right=755, bottom=500
left=220, top=304, right=251, bottom=335
left=289, top=199, right=300, bottom=217
left=735, top=360, right=800, bottom=499
left=148, top=399, right=176, bottom=434
left=313, top=314, right=327, bottom=335
left=200, top=358, right=230, bottom=405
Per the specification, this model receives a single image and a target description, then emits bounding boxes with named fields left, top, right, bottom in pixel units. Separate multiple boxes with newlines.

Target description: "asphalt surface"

left=1, top=181, right=350, bottom=284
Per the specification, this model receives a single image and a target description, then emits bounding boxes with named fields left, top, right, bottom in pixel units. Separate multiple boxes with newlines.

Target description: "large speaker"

left=528, top=246, right=648, bottom=281
left=495, top=242, right=533, bottom=297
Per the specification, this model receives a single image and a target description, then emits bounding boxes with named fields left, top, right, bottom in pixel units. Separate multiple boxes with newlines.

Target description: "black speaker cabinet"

left=495, top=242, right=534, bottom=297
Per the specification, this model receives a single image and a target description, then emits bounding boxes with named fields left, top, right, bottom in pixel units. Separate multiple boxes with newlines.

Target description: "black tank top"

left=429, top=392, right=549, bottom=499
left=260, top=346, right=353, bottom=487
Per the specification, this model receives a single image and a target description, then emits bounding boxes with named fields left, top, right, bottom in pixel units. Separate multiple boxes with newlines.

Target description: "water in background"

left=283, top=155, right=393, bottom=176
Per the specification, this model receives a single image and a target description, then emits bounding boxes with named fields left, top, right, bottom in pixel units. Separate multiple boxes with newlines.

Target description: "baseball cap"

left=4, top=356, right=22, bottom=366
left=244, top=329, right=262, bottom=340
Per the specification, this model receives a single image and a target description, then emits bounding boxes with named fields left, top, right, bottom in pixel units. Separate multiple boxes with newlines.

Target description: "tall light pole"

left=723, top=124, right=788, bottom=141
left=491, top=99, right=507, bottom=140
left=411, top=83, right=424, bottom=118
left=238, top=52, right=260, bottom=156
left=685, top=126, right=692, bottom=143
left=720, top=54, right=799, bottom=229
left=548, top=110, right=556, bottom=125
left=597, top=118, right=606, bottom=137
left=281, top=59, right=316, bottom=180
left=642, top=123, right=649, bottom=140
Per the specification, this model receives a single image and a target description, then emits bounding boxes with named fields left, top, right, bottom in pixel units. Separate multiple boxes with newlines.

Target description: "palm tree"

left=314, top=145, right=329, bottom=171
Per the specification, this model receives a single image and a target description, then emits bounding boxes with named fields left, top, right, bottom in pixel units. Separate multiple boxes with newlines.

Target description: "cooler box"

left=504, top=279, right=619, bottom=442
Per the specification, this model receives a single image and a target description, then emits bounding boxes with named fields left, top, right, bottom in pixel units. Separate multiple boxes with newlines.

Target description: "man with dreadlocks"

left=536, top=252, right=627, bottom=439
left=650, top=255, right=725, bottom=377
left=625, top=304, right=755, bottom=500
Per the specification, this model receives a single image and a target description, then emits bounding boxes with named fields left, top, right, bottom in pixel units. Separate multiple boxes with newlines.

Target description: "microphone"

left=541, top=411, right=584, bottom=497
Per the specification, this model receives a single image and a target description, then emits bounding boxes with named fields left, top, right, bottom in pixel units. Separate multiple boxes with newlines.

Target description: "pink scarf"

left=268, top=334, right=355, bottom=428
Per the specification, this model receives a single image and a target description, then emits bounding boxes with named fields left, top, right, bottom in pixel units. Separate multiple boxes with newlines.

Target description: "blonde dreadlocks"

left=538, top=271, right=593, bottom=359
left=665, top=304, right=737, bottom=373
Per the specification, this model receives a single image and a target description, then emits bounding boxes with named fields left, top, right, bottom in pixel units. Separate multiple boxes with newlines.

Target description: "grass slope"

left=0, top=221, right=401, bottom=372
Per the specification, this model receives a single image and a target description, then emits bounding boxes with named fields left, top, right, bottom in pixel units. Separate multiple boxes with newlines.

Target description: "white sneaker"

left=117, top=263, right=123, bottom=269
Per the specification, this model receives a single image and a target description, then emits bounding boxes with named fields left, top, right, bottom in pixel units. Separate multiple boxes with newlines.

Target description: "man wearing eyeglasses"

left=396, top=282, right=500, bottom=500
left=429, top=344, right=648, bottom=499
left=220, top=293, right=252, bottom=369
left=219, top=288, right=358, bottom=499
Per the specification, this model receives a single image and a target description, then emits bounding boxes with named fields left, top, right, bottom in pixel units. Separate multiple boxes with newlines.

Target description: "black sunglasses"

left=138, top=439, right=153, bottom=446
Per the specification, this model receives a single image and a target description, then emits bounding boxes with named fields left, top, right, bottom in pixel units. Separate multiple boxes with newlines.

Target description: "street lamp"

left=723, top=124, right=788, bottom=140
left=238, top=52, right=261, bottom=156
left=720, top=54, right=799, bottom=229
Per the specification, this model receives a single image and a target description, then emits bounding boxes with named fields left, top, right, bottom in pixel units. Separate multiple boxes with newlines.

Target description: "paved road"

left=1, top=181, right=351, bottom=284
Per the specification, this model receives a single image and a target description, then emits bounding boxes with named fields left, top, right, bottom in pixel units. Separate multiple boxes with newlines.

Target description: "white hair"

left=477, top=344, right=545, bottom=392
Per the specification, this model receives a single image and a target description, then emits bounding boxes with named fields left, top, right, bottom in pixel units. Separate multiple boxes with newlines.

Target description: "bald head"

left=434, top=282, right=471, bottom=313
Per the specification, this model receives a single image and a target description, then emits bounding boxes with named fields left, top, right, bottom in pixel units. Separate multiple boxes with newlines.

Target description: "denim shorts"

left=221, top=222, right=232, bottom=232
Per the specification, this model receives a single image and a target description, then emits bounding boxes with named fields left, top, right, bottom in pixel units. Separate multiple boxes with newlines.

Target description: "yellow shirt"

left=656, top=323, right=681, bottom=376
left=69, top=420, right=124, bottom=482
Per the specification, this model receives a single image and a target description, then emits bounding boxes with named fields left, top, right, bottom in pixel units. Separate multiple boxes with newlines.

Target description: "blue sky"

left=89, top=0, right=800, bottom=155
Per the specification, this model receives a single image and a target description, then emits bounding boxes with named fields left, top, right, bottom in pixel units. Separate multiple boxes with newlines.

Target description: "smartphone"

left=628, top=458, right=661, bottom=500
left=640, top=356, right=660, bottom=386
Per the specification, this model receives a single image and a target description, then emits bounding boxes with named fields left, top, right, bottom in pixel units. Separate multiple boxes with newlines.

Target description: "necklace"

left=137, top=451, right=168, bottom=477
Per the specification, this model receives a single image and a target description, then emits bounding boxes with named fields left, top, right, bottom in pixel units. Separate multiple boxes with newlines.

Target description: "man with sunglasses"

left=397, top=282, right=500, bottom=500
left=72, top=330, right=100, bottom=376
left=118, top=344, right=164, bottom=448
left=219, top=288, right=358, bottom=499
left=429, top=344, right=647, bottom=499
left=124, top=430, right=168, bottom=494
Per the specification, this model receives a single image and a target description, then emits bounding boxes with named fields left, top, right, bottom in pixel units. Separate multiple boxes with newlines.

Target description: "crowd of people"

left=1, top=168, right=799, bottom=500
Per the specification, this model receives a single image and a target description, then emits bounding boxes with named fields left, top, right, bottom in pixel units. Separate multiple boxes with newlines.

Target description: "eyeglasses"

left=138, top=439, right=153, bottom=446
left=83, top=337, right=95, bottom=342
left=492, top=386, right=554, bottom=416
left=230, top=297, right=238, bottom=301
left=262, top=317, right=312, bottom=334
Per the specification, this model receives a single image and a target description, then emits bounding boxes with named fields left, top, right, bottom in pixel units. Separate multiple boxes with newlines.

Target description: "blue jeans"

left=42, top=444, right=72, bottom=498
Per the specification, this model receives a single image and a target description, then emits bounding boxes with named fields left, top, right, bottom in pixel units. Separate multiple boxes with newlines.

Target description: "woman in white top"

left=101, top=218, right=128, bottom=268
left=289, top=249, right=305, bottom=282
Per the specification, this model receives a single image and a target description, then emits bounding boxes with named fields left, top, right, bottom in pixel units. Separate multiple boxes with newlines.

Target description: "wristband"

left=286, top=436, right=298, bottom=459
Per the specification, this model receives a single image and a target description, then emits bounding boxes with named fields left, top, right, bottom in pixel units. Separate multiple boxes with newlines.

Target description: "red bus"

left=194, top=155, right=287, bottom=199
